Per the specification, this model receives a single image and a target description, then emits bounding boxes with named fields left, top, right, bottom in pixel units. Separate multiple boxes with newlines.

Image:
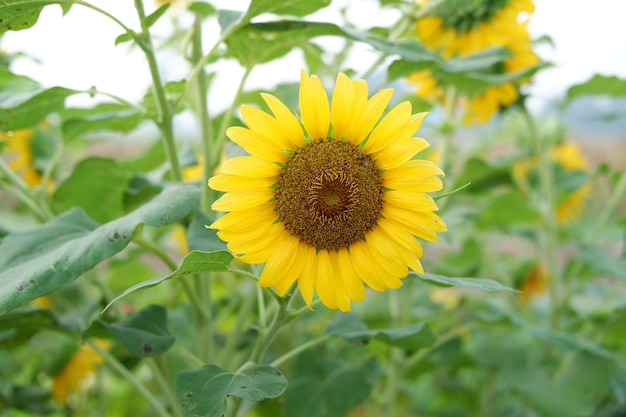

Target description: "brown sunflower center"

left=274, top=138, right=384, bottom=251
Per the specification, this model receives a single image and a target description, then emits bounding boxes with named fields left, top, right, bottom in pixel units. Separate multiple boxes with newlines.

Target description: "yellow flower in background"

left=411, top=0, right=539, bottom=124
left=518, top=264, right=547, bottom=303
left=209, top=70, right=447, bottom=311
left=513, top=141, right=591, bottom=223
left=51, top=340, right=109, bottom=404
left=1, top=129, right=43, bottom=187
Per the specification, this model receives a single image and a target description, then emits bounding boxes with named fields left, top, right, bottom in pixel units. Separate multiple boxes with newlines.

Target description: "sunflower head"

left=411, top=0, right=539, bottom=124
left=209, top=70, right=447, bottom=311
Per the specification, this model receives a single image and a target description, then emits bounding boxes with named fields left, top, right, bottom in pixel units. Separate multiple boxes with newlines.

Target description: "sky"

left=3, top=0, right=626, bottom=114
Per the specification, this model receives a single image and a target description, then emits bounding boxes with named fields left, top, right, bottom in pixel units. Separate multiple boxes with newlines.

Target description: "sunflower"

left=518, top=263, right=547, bottom=303
left=209, top=70, right=446, bottom=311
left=411, top=0, right=539, bottom=124
left=1, top=129, right=43, bottom=187
left=51, top=340, right=109, bottom=404
left=513, top=142, right=591, bottom=223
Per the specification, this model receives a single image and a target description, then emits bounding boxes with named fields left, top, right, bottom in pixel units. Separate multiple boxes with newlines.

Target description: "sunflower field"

left=1, top=0, right=626, bottom=416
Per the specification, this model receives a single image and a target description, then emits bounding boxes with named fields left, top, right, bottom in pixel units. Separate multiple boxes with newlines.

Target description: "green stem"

left=88, top=340, right=171, bottom=417
left=188, top=15, right=214, bottom=213
left=438, top=85, right=458, bottom=177
left=249, top=291, right=293, bottom=364
left=194, top=273, right=214, bottom=363
left=147, top=358, right=183, bottom=417
left=520, top=104, right=560, bottom=329
left=270, top=334, right=331, bottom=368
left=0, top=158, right=53, bottom=220
left=133, top=0, right=183, bottom=182
left=133, top=231, right=179, bottom=271
left=218, top=283, right=258, bottom=368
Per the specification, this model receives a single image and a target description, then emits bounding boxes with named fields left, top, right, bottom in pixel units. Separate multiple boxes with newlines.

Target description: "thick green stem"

left=521, top=105, right=561, bottom=329
left=88, top=340, right=171, bottom=417
left=134, top=0, right=183, bottom=182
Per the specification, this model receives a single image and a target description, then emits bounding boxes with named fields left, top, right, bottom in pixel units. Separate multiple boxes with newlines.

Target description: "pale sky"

left=3, top=0, right=626, bottom=113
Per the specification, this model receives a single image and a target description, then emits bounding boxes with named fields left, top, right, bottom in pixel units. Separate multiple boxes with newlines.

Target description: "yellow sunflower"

left=1, top=129, right=43, bottom=187
left=411, top=0, right=539, bottom=124
left=51, top=339, right=109, bottom=404
left=513, top=142, right=591, bottom=223
left=208, top=70, right=447, bottom=311
left=518, top=263, right=547, bottom=303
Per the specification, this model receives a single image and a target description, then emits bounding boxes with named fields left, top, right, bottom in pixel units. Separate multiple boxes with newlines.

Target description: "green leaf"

left=0, top=307, right=61, bottom=343
left=143, top=80, right=187, bottom=117
left=0, top=183, right=200, bottom=315
left=0, top=0, right=63, bottom=33
left=326, top=312, right=436, bottom=351
left=476, top=190, right=540, bottom=228
left=284, top=351, right=378, bottom=417
left=185, top=210, right=228, bottom=252
left=0, top=72, right=78, bottom=130
left=188, top=1, right=216, bottom=17
left=142, top=3, right=169, bottom=28
left=104, top=250, right=235, bottom=311
left=52, top=157, right=135, bottom=223
left=176, top=364, right=287, bottom=417
left=566, top=74, right=626, bottom=102
left=246, top=0, right=331, bottom=19
left=217, top=9, right=244, bottom=35
left=416, top=272, right=518, bottom=292
left=579, top=246, right=626, bottom=279
left=115, top=32, right=134, bottom=45
left=225, top=21, right=342, bottom=67
left=99, top=305, right=175, bottom=357
left=453, top=157, right=513, bottom=193
left=61, top=103, right=143, bottom=142
left=530, top=327, right=614, bottom=359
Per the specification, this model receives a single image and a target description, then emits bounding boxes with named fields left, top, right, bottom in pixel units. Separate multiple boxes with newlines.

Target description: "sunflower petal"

left=300, top=69, right=330, bottom=140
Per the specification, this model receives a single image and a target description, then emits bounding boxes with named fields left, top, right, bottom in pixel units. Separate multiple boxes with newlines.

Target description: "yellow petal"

left=383, top=190, right=438, bottom=212
left=300, top=69, right=330, bottom=140
left=313, top=250, right=340, bottom=310
left=217, top=155, right=280, bottom=177
left=349, top=240, right=388, bottom=291
left=363, top=101, right=412, bottom=154
left=297, top=250, right=318, bottom=307
left=208, top=173, right=275, bottom=192
left=226, top=126, right=287, bottom=162
left=258, top=236, right=301, bottom=292
left=239, top=104, right=294, bottom=151
left=274, top=240, right=308, bottom=295
left=382, top=204, right=446, bottom=242
left=372, top=137, right=430, bottom=170
left=211, top=188, right=274, bottom=211
left=336, top=247, right=366, bottom=302
left=261, top=93, right=306, bottom=148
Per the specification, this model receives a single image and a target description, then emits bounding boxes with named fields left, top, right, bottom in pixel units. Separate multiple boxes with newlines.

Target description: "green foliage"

left=176, top=364, right=287, bottom=417
left=1, top=0, right=624, bottom=416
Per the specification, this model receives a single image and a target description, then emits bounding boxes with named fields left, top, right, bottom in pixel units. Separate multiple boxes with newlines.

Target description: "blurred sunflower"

left=51, top=340, right=109, bottom=404
left=410, top=0, right=539, bottom=124
left=513, top=141, right=591, bottom=223
left=518, top=263, right=547, bottom=303
left=209, top=70, right=447, bottom=311
left=1, top=129, right=44, bottom=187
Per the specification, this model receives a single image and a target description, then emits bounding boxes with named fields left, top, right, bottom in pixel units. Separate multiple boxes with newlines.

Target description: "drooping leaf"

left=246, top=0, right=331, bottom=19
left=0, top=0, right=64, bottom=33
left=176, top=364, right=287, bottom=417
left=0, top=82, right=78, bottom=131
left=284, top=351, right=378, bottom=417
left=416, top=272, right=518, bottom=292
left=99, top=305, right=175, bottom=357
left=188, top=1, right=216, bottom=17
left=567, top=74, right=626, bottom=102
left=61, top=102, right=143, bottom=142
left=104, top=250, right=235, bottom=311
left=0, top=183, right=200, bottom=315
left=52, top=157, right=135, bottom=223
left=326, top=312, right=436, bottom=351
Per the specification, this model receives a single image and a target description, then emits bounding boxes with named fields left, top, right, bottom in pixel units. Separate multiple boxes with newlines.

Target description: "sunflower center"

left=274, top=138, right=384, bottom=251
left=431, top=0, right=510, bottom=32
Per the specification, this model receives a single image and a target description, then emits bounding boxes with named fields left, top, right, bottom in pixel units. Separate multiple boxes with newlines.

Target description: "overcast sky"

left=3, top=0, right=626, bottom=113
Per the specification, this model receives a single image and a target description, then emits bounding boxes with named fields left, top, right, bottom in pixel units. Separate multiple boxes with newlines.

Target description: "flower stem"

left=133, top=0, right=183, bottom=182
left=271, top=334, right=332, bottom=368
left=520, top=104, right=561, bottom=329
left=88, top=340, right=171, bottom=417
left=147, top=358, right=183, bottom=417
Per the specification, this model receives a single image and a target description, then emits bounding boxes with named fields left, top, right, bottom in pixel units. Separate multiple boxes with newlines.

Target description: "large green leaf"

left=416, top=272, right=518, bottom=292
left=476, top=190, right=540, bottom=228
left=61, top=103, right=143, bottom=142
left=99, top=304, right=175, bottom=357
left=326, top=312, right=435, bottom=351
left=104, top=250, right=235, bottom=311
left=0, top=183, right=200, bottom=315
left=246, top=0, right=331, bottom=19
left=52, top=157, right=135, bottom=223
left=0, top=0, right=67, bottom=33
left=566, top=74, right=626, bottom=102
left=225, top=21, right=341, bottom=67
left=176, top=364, right=287, bottom=417
left=0, top=85, right=78, bottom=130
left=284, top=351, right=379, bottom=417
